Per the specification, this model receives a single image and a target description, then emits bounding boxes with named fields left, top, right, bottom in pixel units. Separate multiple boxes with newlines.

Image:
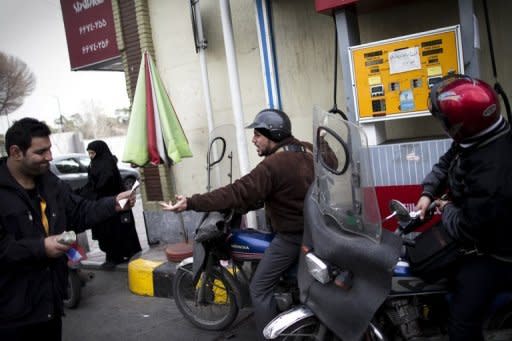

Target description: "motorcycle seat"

left=165, top=242, right=193, bottom=263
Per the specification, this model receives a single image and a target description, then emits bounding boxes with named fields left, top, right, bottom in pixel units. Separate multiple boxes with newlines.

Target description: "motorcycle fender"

left=176, top=257, right=193, bottom=269
left=263, top=305, right=315, bottom=339
left=176, top=256, right=203, bottom=285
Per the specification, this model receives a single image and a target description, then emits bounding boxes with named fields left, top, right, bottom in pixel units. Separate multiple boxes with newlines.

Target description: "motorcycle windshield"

left=312, top=106, right=382, bottom=242
left=207, top=125, right=240, bottom=191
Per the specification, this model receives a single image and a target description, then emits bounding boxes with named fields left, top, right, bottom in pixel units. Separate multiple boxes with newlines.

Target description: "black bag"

left=194, top=211, right=227, bottom=243
left=407, top=224, right=464, bottom=280
left=120, top=211, right=133, bottom=224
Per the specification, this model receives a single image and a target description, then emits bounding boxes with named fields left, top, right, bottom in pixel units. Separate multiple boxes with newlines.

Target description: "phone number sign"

left=60, top=0, right=120, bottom=70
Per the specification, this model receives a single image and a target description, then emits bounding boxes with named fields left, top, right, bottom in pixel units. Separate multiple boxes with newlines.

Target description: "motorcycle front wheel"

left=173, top=263, right=239, bottom=331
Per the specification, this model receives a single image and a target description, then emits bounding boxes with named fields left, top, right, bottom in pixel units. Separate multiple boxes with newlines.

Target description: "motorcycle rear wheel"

left=173, top=263, right=239, bottom=331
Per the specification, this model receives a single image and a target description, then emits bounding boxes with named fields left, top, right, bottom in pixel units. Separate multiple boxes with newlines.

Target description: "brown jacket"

left=187, top=137, right=314, bottom=233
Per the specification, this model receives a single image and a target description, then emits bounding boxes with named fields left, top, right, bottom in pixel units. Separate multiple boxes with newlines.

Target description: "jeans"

left=448, top=255, right=512, bottom=341
left=249, top=233, right=302, bottom=339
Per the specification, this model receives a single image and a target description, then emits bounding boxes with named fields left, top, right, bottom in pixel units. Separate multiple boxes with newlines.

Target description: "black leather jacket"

left=422, top=121, right=512, bottom=257
left=0, top=159, right=117, bottom=328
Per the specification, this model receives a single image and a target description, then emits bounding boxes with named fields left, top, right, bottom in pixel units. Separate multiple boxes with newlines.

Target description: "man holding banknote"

left=0, top=118, right=136, bottom=340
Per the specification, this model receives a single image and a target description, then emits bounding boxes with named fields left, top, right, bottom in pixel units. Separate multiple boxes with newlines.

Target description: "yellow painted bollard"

left=128, top=258, right=164, bottom=296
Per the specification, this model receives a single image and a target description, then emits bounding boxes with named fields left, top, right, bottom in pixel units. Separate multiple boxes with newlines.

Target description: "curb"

left=81, top=260, right=129, bottom=272
left=127, top=245, right=178, bottom=298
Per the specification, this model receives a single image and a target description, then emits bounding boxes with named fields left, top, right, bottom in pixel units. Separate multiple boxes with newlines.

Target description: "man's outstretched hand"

left=160, top=195, right=187, bottom=212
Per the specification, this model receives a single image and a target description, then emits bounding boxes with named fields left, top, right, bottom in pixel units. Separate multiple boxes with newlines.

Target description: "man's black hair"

left=5, top=118, right=52, bottom=156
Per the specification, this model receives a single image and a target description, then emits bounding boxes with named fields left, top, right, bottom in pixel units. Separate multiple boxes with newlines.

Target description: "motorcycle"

left=59, top=232, right=94, bottom=309
left=172, top=125, right=299, bottom=331
left=64, top=255, right=90, bottom=309
left=263, top=107, right=512, bottom=340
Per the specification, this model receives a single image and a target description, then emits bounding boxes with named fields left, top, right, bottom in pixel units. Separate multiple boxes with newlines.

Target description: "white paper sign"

left=118, top=180, right=140, bottom=208
left=388, top=47, right=421, bottom=74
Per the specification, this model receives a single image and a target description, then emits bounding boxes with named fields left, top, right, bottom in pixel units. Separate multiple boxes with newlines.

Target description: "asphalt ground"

left=62, top=269, right=259, bottom=341
left=72, top=192, right=260, bottom=340
left=81, top=192, right=149, bottom=267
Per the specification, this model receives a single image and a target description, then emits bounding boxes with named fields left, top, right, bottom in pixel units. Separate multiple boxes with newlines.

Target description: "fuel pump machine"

left=314, top=0, right=467, bottom=229
left=348, top=26, right=464, bottom=122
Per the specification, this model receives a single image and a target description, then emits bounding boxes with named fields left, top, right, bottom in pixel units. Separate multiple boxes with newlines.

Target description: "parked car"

left=50, top=153, right=140, bottom=191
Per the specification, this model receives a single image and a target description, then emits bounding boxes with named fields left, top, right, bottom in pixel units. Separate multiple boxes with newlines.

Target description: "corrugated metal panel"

left=369, top=139, right=452, bottom=186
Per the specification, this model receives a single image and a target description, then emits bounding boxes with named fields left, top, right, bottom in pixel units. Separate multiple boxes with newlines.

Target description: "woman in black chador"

left=82, top=140, right=141, bottom=269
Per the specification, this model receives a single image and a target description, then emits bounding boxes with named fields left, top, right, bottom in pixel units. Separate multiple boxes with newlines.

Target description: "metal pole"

left=254, top=0, right=281, bottom=109
left=193, top=0, right=215, bottom=133
left=458, top=0, right=480, bottom=78
left=334, top=7, right=360, bottom=123
left=219, top=0, right=250, bottom=176
left=219, top=0, right=257, bottom=228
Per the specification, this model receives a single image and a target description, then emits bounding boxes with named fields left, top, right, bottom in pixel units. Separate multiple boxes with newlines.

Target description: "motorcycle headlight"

left=305, top=252, right=331, bottom=284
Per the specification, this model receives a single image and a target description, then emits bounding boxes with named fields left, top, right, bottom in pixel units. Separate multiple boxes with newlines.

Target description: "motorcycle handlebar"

left=396, top=201, right=438, bottom=236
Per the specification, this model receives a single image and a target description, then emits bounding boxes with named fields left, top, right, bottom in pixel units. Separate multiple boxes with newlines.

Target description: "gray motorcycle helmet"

left=245, top=109, right=292, bottom=142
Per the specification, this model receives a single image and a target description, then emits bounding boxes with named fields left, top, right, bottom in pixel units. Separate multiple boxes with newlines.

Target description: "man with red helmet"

left=416, top=75, right=512, bottom=340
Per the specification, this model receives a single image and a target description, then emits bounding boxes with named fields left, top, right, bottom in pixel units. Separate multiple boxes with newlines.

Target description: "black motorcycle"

left=264, top=108, right=512, bottom=340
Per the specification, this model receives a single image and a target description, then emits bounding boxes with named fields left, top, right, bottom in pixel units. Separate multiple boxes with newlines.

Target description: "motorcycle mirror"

left=207, top=136, right=226, bottom=169
left=388, top=200, right=411, bottom=223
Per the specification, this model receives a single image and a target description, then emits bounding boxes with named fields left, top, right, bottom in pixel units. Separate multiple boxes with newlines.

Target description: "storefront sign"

left=60, top=0, right=120, bottom=70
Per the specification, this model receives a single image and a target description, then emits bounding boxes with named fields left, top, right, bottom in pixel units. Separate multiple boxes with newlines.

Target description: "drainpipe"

left=254, top=0, right=281, bottom=109
left=219, top=0, right=251, bottom=176
left=219, top=0, right=257, bottom=228
left=192, top=0, right=215, bottom=133
left=458, top=0, right=480, bottom=78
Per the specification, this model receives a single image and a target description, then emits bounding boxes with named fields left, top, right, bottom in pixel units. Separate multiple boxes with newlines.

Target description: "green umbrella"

left=123, top=51, right=192, bottom=166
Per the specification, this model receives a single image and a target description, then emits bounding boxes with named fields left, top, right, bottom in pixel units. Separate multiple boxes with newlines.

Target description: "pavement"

left=80, top=193, right=188, bottom=298
left=74, top=193, right=260, bottom=340
left=62, top=268, right=258, bottom=341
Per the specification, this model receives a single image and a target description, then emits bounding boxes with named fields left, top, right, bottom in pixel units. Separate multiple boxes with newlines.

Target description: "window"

left=55, top=158, right=82, bottom=174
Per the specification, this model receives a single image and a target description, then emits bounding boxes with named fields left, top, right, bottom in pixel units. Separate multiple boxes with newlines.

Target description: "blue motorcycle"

left=172, top=125, right=298, bottom=331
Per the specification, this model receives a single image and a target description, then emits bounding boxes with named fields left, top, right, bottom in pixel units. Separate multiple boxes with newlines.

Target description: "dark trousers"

left=2, top=316, right=62, bottom=341
left=249, top=233, right=302, bottom=339
left=448, top=255, right=512, bottom=341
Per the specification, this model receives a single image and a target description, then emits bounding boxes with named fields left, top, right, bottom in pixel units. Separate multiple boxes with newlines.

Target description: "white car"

left=50, top=153, right=140, bottom=191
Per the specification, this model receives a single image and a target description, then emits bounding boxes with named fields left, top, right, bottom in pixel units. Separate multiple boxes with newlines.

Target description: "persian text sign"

left=60, top=0, right=119, bottom=70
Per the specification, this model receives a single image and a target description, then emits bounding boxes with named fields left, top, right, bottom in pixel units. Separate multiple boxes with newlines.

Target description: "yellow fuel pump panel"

left=348, top=26, right=463, bottom=122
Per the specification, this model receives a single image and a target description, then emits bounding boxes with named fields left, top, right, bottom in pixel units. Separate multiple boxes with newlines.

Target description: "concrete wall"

left=146, top=0, right=512, bottom=196
left=50, top=132, right=85, bottom=156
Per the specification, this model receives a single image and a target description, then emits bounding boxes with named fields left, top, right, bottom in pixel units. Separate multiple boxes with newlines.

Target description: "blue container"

left=393, top=260, right=411, bottom=276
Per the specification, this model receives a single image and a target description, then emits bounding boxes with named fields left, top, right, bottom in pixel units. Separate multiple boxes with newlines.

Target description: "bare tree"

left=0, top=52, right=36, bottom=116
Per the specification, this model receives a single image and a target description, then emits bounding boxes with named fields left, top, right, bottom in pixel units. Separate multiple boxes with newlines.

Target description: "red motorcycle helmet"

left=428, top=74, right=500, bottom=142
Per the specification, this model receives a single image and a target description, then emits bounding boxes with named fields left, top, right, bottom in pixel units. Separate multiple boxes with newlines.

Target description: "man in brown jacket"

left=161, top=108, right=314, bottom=338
